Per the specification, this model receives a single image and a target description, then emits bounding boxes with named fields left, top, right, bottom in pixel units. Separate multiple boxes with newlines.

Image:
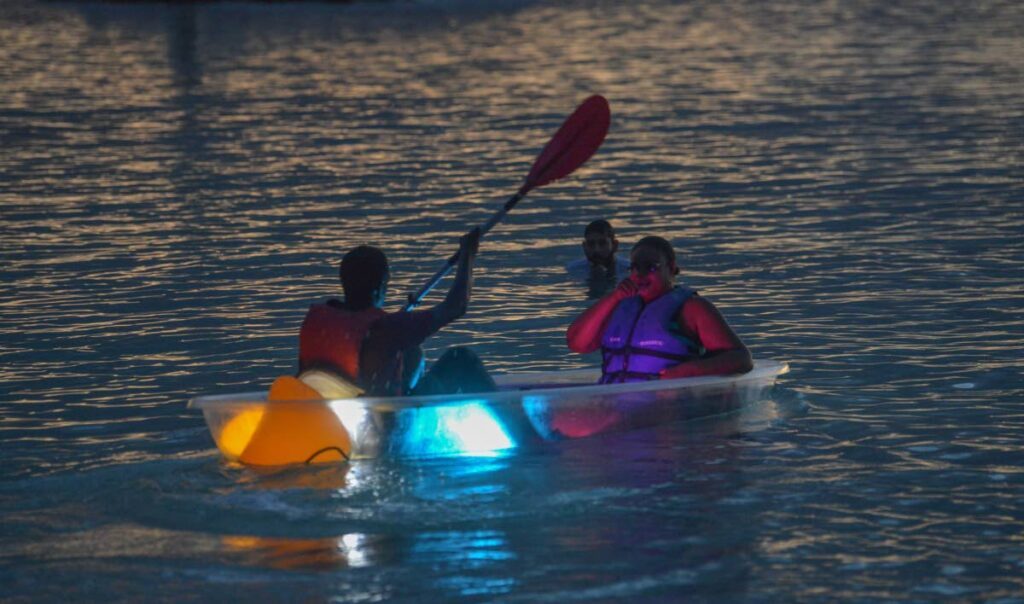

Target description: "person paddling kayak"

left=298, top=228, right=495, bottom=396
left=566, top=236, right=752, bottom=382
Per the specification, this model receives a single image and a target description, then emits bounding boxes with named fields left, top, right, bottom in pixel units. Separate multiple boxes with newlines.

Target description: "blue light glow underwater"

left=390, top=400, right=515, bottom=457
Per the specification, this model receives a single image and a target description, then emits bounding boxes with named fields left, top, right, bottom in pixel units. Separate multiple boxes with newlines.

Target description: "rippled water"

left=1, top=0, right=1022, bottom=600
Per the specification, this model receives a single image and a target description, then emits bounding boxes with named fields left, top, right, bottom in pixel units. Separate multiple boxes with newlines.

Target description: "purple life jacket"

left=600, top=286, right=703, bottom=384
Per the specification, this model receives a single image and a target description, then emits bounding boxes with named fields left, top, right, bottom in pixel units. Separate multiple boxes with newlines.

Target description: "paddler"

left=566, top=235, right=752, bottom=382
left=298, top=228, right=495, bottom=396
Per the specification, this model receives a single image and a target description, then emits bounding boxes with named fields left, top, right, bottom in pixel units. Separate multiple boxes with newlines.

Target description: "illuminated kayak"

left=188, top=360, right=788, bottom=465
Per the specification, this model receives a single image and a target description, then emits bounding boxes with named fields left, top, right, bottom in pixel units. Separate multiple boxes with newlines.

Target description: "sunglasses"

left=629, top=260, right=663, bottom=274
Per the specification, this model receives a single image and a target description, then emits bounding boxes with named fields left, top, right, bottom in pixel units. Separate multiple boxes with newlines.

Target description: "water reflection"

left=167, top=5, right=200, bottom=91
left=239, top=462, right=351, bottom=490
left=218, top=418, right=761, bottom=599
left=223, top=532, right=395, bottom=570
left=223, top=456, right=522, bottom=597
left=224, top=529, right=519, bottom=597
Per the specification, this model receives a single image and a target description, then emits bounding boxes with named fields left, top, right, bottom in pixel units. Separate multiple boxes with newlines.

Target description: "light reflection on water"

left=1, top=0, right=1022, bottom=600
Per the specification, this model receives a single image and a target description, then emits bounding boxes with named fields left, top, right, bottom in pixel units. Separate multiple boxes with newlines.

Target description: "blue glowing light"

left=392, top=400, right=516, bottom=457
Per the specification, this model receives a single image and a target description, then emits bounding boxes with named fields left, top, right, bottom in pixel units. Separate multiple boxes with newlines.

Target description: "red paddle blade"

left=524, top=95, right=610, bottom=192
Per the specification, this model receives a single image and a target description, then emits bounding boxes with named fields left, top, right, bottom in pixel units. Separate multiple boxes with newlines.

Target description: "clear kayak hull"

left=189, top=360, right=788, bottom=464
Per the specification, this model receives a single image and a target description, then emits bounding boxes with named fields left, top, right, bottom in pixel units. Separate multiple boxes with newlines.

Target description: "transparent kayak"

left=189, top=360, right=789, bottom=465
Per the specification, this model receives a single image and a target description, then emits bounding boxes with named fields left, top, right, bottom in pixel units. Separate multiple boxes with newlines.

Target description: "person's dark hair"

left=633, top=236, right=677, bottom=269
left=583, top=219, right=615, bottom=238
left=339, top=245, right=389, bottom=307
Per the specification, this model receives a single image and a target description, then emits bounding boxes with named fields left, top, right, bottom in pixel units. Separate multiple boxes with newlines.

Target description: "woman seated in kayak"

left=566, top=236, right=752, bottom=382
left=298, top=228, right=495, bottom=396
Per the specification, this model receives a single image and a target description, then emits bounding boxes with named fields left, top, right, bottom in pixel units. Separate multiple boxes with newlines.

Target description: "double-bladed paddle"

left=402, top=94, right=611, bottom=311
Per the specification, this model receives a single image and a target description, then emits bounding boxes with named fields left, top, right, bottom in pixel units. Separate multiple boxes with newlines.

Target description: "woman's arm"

left=659, top=296, right=752, bottom=379
left=566, top=278, right=637, bottom=353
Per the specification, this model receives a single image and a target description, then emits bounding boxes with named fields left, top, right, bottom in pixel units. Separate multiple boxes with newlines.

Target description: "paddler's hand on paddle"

left=434, top=228, right=481, bottom=329
left=458, top=227, right=481, bottom=261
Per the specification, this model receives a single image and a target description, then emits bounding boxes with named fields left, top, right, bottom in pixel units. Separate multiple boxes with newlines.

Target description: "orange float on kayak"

left=242, top=376, right=351, bottom=465
left=207, top=375, right=354, bottom=466
left=216, top=406, right=265, bottom=459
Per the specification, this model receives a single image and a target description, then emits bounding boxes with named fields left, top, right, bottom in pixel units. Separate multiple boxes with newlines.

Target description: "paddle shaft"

left=402, top=185, right=528, bottom=311
left=399, top=95, right=610, bottom=312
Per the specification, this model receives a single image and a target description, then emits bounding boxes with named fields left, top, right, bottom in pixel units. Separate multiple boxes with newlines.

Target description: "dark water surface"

left=1, top=0, right=1022, bottom=601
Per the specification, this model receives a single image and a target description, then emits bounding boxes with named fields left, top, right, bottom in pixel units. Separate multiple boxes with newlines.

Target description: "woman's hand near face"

left=611, top=277, right=639, bottom=301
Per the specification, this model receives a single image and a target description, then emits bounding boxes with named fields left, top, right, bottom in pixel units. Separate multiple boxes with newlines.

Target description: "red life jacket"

left=298, top=301, right=387, bottom=385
